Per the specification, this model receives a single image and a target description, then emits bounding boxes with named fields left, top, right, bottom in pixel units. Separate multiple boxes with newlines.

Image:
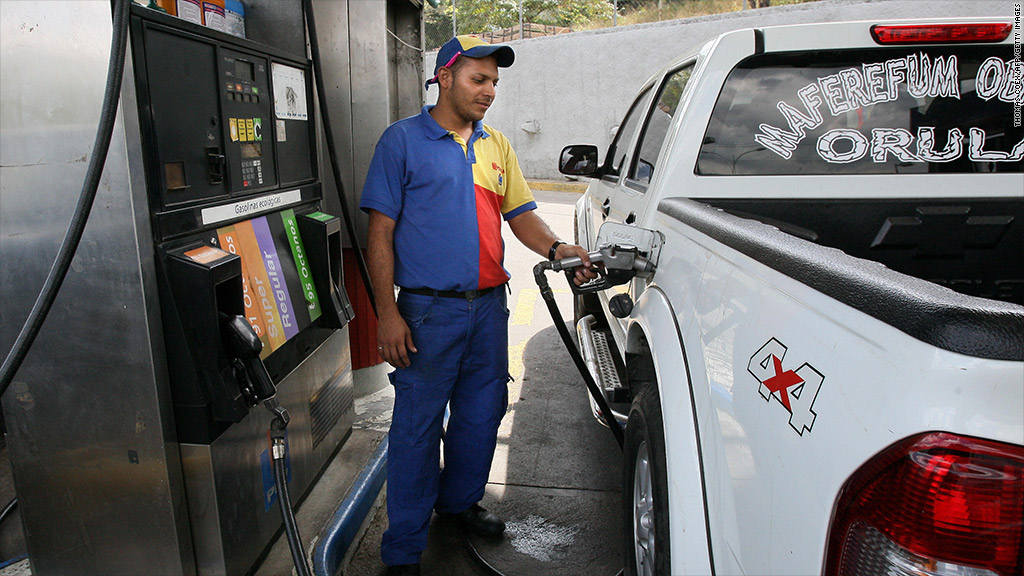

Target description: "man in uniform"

left=360, top=35, right=595, bottom=575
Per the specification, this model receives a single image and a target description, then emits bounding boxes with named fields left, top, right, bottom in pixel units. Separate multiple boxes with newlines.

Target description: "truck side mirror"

left=559, top=145, right=600, bottom=176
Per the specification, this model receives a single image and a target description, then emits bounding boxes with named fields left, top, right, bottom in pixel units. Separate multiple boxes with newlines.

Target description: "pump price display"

left=217, top=209, right=321, bottom=358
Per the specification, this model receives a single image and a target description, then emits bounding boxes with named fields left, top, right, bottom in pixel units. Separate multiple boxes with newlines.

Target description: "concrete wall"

left=424, top=0, right=1012, bottom=179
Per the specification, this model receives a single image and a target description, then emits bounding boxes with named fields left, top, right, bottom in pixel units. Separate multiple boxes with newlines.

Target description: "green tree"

left=522, top=0, right=616, bottom=28
left=425, top=0, right=617, bottom=48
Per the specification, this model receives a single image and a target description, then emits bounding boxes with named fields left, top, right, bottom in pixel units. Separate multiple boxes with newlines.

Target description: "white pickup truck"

left=558, top=18, right=1024, bottom=576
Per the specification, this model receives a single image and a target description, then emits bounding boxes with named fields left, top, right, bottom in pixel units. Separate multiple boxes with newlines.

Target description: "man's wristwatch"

left=548, top=240, right=566, bottom=260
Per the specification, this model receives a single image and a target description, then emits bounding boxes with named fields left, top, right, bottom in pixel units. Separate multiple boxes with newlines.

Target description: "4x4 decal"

left=748, top=338, right=824, bottom=436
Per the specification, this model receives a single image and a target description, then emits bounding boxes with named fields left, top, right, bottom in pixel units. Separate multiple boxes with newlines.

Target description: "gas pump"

left=0, top=2, right=359, bottom=574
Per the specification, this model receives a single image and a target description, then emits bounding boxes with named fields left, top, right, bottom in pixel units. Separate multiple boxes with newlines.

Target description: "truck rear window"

left=697, top=47, right=1023, bottom=175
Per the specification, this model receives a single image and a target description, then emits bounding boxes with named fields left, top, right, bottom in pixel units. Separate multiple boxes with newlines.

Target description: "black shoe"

left=386, top=563, right=420, bottom=575
left=441, top=503, right=506, bottom=537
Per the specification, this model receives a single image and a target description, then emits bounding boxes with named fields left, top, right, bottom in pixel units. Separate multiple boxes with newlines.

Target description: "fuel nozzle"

left=552, top=244, right=655, bottom=295
left=220, top=314, right=279, bottom=406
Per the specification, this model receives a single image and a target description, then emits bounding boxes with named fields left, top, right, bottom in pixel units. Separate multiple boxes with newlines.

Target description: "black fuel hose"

left=272, top=415, right=312, bottom=576
left=0, top=497, right=19, bottom=563
left=0, top=498, right=17, bottom=528
left=301, top=0, right=377, bottom=316
left=533, top=262, right=624, bottom=449
left=459, top=529, right=505, bottom=576
left=0, top=0, right=131, bottom=396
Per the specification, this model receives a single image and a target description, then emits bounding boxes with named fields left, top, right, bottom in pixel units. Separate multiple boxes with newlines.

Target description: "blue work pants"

left=381, top=287, right=510, bottom=566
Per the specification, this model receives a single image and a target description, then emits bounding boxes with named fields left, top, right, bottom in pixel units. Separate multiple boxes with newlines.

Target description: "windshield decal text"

left=755, top=54, right=1024, bottom=163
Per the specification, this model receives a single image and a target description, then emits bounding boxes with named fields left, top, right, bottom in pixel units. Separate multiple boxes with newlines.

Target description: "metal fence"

left=424, top=0, right=815, bottom=51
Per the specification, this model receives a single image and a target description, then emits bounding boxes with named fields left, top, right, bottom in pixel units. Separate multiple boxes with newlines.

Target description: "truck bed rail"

left=658, top=197, right=1024, bottom=362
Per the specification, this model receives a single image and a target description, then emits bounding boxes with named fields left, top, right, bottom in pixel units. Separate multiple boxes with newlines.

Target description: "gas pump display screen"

left=240, top=142, right=261, bottom=159
left=235, top=59, right=255, bottom=82
left=216, top=210, right=321, bottom=358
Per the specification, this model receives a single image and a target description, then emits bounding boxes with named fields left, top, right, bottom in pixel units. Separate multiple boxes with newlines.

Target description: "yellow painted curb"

left=527, top=179, right=588, bottom=194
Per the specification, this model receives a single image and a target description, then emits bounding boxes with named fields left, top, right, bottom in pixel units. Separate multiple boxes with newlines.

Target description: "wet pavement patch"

left=505, top=515, right=580, bottom=562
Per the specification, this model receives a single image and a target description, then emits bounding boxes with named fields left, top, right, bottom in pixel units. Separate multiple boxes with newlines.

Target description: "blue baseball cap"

left=426, top=35, right=515, bottom=89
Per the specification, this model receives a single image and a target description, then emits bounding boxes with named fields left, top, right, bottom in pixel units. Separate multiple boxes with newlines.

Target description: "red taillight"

left=871, top=23, right=1012, bottom=44
left=824, top=433, right=1024, bottom=576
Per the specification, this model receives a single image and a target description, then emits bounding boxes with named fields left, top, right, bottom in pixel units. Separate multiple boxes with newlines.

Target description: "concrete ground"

left=0, top=187, right=624, bottom=576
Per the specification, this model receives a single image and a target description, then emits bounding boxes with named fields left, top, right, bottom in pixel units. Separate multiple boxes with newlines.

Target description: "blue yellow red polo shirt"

left=359, top=105, right=536, bottom=292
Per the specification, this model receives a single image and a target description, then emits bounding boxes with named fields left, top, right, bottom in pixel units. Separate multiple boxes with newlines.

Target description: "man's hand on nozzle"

left=556, top=243, right=600, bottom=286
